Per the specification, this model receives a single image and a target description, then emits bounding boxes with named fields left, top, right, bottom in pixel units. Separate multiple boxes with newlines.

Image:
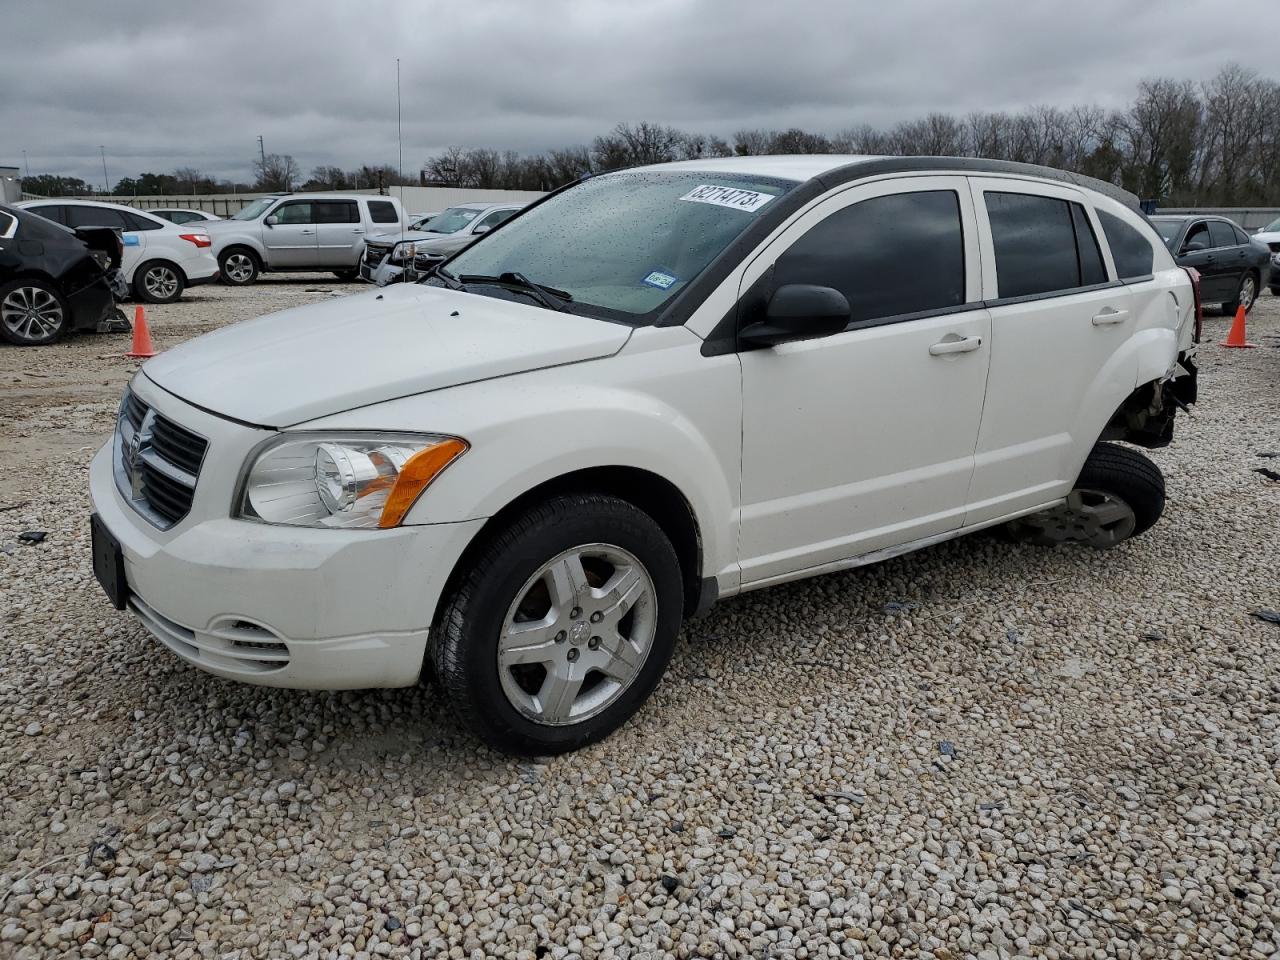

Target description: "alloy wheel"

left=144, top=265, right=180, bottom=301
left=497, top=543, right=657, bottom=726
left=1, top=285, right=64, bottom=342
left=1239, top=276, right=1256, bottom=311
left=223, top=253, right=255, bottom=283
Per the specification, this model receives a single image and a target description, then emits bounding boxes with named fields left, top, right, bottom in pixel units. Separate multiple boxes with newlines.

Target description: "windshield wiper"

left=433, top=266, right=465, bottom=290
left=459, top=272, right=573, bottom=312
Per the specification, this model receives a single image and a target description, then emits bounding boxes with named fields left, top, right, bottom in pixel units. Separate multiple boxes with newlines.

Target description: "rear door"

left=264, top=200, right=318, bottom=267
left=965, top=178, right=1134, bottom=524
left=1176, top=220, right=1234, bottom=303
left=313, top=200, right=363, bottom=266
left=1207, top=220, right=1247, bottom=298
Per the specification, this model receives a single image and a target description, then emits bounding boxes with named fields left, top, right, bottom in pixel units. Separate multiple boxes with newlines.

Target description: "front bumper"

left=88, top=379, right=486, bottom=689
left=359, top=255, right=406, bottom=286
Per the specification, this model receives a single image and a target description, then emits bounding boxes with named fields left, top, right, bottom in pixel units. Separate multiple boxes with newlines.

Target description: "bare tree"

left=254, top=153, right=299, bottom=192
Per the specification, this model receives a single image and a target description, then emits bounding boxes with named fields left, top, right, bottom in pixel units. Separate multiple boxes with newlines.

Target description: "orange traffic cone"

left=1220, top=305, right=1257, bottom=349
left=125, top=304, right=157, bottom=358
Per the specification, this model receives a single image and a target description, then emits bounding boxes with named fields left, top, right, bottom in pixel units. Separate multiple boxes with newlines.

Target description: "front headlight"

left=237, top=433, right=467, bottom=529
left=389, top=242, right=417, bottom=264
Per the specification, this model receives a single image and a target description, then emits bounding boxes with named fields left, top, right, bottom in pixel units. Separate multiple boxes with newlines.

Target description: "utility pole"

left=257, top=135, right=266, bottom=177
left=22, top=149, right=30, bottom=179
left=99, top=145, right=109, bottom=195
left=396, top=58, right=404, bottom=204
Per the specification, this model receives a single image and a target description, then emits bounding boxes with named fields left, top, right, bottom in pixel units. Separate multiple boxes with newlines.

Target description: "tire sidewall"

left=134, top=260, right=184, bottom=304
left=0, top=278, right=69, bottom=346
left=443, top=500, right=683, bottom=754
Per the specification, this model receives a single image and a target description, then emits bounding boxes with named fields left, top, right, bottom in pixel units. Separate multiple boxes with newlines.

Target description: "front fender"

left=299, top=326, right=744, bottom=590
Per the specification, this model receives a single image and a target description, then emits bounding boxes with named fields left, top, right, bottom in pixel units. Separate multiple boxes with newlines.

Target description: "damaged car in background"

left=360, top=201, right=524, bottom=285
left=1, top=203, right=128, bottom=346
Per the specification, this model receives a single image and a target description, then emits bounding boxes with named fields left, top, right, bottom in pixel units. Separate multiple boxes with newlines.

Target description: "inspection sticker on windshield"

left=679, top=184, right=775, bottom=213
left=642, top=270, right=678, bottom=290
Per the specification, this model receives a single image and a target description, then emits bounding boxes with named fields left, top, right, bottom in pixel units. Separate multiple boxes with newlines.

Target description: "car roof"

left=18, top=198, right=168, bottom=221
left=624, top=154, right=1142, bottom=210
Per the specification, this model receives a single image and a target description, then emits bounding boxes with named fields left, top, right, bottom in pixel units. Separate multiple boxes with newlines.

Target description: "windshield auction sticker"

left=679, top=184, right=775, bottom=213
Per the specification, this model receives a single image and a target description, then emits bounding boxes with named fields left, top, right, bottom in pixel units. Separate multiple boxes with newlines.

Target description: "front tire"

left=432, top=494, right=684, bottom=756
left=218, top=248, right=259, bottom=285
left=1223, top=272, right=1258, bottom=315
left=133, top=260, right=185, bottom=304
left=0, top=279, right=69, bottom=346
left=1005, top=443, right=1165, bottom=548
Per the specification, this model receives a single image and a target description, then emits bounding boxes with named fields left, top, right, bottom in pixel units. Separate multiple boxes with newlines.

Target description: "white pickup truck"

left=201, top=193, right=407, bottom=284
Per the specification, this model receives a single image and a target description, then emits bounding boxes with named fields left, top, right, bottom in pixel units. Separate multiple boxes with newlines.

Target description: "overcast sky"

left=4, top=0, right=1274, bottom=188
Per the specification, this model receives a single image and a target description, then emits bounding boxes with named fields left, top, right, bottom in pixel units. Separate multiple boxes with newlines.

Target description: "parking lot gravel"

left=2, top=280, right=1279, bottom=960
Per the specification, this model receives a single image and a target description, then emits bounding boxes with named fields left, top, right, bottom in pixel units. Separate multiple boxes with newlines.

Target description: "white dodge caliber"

left=89, top=156, right=1199, bottom=755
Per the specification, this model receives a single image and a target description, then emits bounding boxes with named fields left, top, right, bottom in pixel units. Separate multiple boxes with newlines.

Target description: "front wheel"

left=431, top=494, right=684, bottom=755
left=1005, top=443, right=1165, bottom=548
left=133, top=260, right=185, bottom=304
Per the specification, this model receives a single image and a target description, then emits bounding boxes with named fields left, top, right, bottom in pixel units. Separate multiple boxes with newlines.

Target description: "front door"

left=1176, top=220, right=1236, bottom=303
left=737, top=177, right=991, bottom=585
left=264, top=200, right=318, bottom=267
left=313, top=200, right=363, bottom=267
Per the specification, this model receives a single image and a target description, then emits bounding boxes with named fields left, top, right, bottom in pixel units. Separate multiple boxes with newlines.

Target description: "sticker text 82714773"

left=679, top=184, right=775, bottom=213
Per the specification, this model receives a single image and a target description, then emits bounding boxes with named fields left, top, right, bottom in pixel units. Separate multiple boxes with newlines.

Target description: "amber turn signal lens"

left=377, top=438, right=468, bottom=528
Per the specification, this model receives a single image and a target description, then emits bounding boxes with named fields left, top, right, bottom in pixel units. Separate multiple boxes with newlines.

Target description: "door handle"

left=1091, top=308, right=1129, bottom=325
left=928, top=335, right=983, bottom=356
left=352, top=229, right=364, bottom=234
left=300, top=229, right=315, bottom=235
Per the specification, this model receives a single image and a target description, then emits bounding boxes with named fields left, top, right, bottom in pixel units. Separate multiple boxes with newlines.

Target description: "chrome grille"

left=113, top=389, right=207, bottom=529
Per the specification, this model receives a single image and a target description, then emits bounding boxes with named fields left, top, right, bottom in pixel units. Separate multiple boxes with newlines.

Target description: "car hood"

left=367, top=229, right=446, bottom=245
left=141, top=284, right=632, bottom=427
left=1253, top=230, right=1280, bottom=245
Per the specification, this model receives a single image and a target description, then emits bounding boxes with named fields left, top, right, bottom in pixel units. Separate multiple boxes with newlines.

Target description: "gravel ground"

left=1, top=280, right=1279, bottom=960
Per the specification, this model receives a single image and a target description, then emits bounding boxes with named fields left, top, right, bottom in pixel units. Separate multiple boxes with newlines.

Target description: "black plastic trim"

left=982, top=280, right=1124, bottom=310
left=691, top=577, right=719, bottom=619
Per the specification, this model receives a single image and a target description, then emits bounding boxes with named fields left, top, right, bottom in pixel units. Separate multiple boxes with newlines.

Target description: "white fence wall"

left=1157, top=208, right=1280, bottom=230
left=52, top=186, right=548, bottom=218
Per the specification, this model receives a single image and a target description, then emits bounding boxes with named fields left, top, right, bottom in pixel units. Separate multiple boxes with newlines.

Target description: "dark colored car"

left=1149, top=215, right=1271, bottom=314
left=0, top=203, right=125, bottom=346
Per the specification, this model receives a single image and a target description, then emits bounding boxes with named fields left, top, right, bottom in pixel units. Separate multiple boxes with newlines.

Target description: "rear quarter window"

left=1098, top=211, right=1155, bottom=280
left=367, top=200, right=398, bottom=224
left=0, top=210, right=15, bottom=238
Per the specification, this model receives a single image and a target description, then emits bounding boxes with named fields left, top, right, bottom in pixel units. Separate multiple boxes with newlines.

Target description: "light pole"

left=99, top=145, right=110, bottom=195
left=22, top=149, right=30, bottom=179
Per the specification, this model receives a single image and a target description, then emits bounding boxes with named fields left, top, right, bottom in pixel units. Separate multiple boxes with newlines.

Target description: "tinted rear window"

left=29, top=205, right=68, bottom=225
left=774, top=190, right=967, bottom=324
left=1208, top=221, right=1238, bottom=249
left=65, top=206, right=131, bottom=230
left=1098, top=211, right=1155, bottom=280
left=985, top=192, right=1109, bottom=299
left=368, top=200, right=398, bottom=224
left=316, top=200, right=360, bottom=224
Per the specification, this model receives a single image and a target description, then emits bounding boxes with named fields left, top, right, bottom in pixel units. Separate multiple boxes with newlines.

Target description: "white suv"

left=19, top=199, right=217, bottom=303
left=88, top=156, right=1198, bottom=755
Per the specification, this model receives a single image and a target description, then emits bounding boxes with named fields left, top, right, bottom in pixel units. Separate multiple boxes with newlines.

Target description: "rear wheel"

left=432, top=494, right=683, bottom=755
left=133, top=260, right=185, bottom=304
left=1005, top=443, right=1165, bottom=548
left=0, top=279, right=69, bottom=346
left=1223, top=272, right=1258, bottom=315
left=218, top=248, right=259, bottom=285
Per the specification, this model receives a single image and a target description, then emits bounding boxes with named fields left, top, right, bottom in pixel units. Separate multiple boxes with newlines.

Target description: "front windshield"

left=1149, top=218, right=1182, bottom=248
left=410, top=215, right=437, bottom=231
left=442, top=171, right=797, bottom=319
left=230, top=197, right=277, bottom=221
left=423, top=207, right=482, bottom=234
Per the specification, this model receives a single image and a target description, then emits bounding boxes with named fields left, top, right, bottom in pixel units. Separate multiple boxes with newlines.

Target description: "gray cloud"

left=4, top=0, right=1274, bottom=186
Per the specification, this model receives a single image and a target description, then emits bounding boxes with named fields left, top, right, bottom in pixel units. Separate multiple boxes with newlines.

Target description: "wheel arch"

left=433, top=465, right=706, bottom=629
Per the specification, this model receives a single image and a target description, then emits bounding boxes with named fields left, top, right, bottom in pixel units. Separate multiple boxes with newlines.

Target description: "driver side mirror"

left=472, top=223, right=491, bottom=234
left=740, top=284, right=851, bottom=348
left=264, top=215, right=278, bottom=227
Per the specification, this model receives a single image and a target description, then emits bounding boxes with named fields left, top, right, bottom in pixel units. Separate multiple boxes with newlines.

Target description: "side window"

left=1098, top=211, right=1155, bottom=280
left=1208, top=221, right=1238, bottom=249
left=315, top=201, right=359, bottom=224
left=1070, top=204, right=1107, bottom=286
left=273, top=202, right=314, bottom=225
left=170, top=210, right=199, bottom=224
left=985, top=191, right=1095, bottom=299
left=772, top=190, right=967, bottom=325
left=65, top=206, right=131, bottom=230
left=1182, top=222, right=1211, bottom=252
left=367, top=200, right=398, bottom=224
left=1232, top=224, right=1250, bottom=245
left=474, top=209, right=515, bottom=232
left=125, top=212, right=164, bottom=231
left=0, top=210, right=15, bottom=238
left=33, top=205, right=68, bottom=225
